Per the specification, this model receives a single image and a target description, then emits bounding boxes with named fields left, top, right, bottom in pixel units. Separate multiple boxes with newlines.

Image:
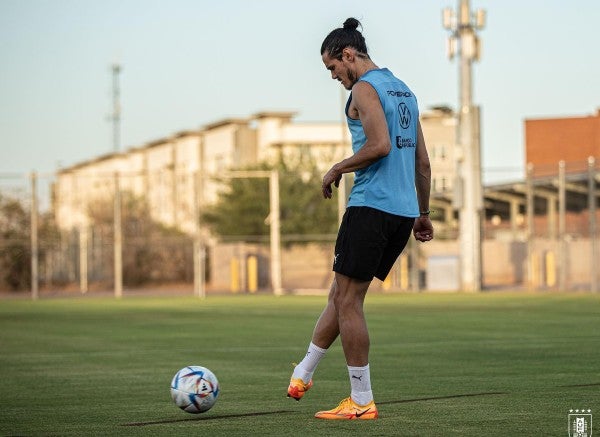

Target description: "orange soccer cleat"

left=287, top=377, right=313, bottom=401
left=314, top=397, right=378, bottom=420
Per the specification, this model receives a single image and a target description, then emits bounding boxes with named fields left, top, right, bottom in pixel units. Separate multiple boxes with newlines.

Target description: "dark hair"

left=320, top=17, right=369, bottom=60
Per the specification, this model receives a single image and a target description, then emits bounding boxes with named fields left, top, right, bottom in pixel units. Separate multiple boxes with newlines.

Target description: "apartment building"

left=53, top=109, right=457, bottom=233
left=421, top=106, right=457, bottom=194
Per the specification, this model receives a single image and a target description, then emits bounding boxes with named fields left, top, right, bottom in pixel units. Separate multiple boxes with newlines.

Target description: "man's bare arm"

left=322, top=81, right=390, bottom=198
left=413, top=120, right=434, bottom=241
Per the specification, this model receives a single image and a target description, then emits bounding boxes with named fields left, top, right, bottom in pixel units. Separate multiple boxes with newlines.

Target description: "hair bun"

left=342, top=17, right=360, bottom=31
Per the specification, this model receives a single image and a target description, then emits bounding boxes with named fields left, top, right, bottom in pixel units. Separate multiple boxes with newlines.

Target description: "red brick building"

left=525, top=109, right=600, bottom=176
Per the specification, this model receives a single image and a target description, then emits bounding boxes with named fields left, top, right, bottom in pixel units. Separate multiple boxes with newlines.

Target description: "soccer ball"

left=170, top=366, right=220, bottom=413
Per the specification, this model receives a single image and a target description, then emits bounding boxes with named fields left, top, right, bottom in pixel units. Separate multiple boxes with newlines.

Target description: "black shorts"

left=333, top=206, right=415, bottom=282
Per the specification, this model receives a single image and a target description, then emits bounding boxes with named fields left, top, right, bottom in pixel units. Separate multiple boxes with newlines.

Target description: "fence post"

left=193, top=170, right=206, bottom=298
left=558, top=161, right=567, bottom=291
left=114, top=172, right=123, bottom=298
left=79, top=225, right=88, bottom=293
left=269, top=170, right=282, bottom=295
left=526, top=163, right=534, bottom=291
left=30, top=172, right=39, bottom=300
left=409, top=236, right=420, bottom=291
left=589, top=157, right=598, bottom=293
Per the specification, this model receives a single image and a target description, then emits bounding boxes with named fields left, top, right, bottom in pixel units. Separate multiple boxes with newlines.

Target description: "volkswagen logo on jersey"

left=398, top=102, right=411, bottom=129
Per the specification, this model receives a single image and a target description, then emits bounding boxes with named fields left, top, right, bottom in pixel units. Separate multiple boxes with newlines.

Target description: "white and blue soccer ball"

left=170, top=366, right=220, bottom=414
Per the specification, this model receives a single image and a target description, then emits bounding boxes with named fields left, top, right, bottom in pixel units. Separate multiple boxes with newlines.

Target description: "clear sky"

left=1, top=0, right=599, bottom=186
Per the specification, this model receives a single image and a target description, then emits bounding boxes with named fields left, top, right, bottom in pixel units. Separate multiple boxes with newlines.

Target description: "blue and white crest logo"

left=569, top=409, right=592, bottom=437
left=398, top=102, right=411, bottom=129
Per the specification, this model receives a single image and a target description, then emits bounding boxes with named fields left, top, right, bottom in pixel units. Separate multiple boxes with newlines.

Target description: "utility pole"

left=111, top=63, right=122, bottom=153
left=443, top=0, right=486, bottom=292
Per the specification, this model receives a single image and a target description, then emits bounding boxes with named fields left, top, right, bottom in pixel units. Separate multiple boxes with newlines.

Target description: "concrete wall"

left=207, top=238, right=598, bottom=293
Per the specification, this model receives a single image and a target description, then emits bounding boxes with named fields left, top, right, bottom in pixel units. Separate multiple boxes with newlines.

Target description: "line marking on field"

left=121, top=410, right=294, bottom=426
left=378, top=391, right=508, bottom=405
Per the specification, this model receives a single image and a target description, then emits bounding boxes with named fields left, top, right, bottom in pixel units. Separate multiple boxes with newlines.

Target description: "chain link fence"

left=0, top=158, right=598, bottom=297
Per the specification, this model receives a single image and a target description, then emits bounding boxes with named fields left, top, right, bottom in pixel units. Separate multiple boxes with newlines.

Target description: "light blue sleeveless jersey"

left=345, top=68, right=420, bottom=217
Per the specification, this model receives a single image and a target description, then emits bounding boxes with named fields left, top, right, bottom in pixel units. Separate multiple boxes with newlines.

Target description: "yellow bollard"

left=545, top=251, right=556, bottom=287
left=247, top=256, right=258, bottom=293
left=529, top=252, right=539, bottom=289
left=400, top=255, right=409, bottom=291
left=230, top=258, right=240, bottom=293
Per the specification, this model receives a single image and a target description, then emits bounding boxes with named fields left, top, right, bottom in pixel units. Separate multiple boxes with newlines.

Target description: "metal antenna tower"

left=443, top=0, right=486, bottom=292
left=111, top=63, right=122, bottom=153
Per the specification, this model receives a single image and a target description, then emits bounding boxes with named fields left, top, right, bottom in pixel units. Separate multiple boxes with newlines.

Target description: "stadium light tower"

left=443, top=0, right=486, bottom=292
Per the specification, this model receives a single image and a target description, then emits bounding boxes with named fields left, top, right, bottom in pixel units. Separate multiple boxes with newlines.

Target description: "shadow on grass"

left=122, top=392, right=509, bottom=427
left=378, top=391, right=508, bottom=406
left=123, top=385, right=598, bottom=426
left=121, top=410, right=295, bottom=426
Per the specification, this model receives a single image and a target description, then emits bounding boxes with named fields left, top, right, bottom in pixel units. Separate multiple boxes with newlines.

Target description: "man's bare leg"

left=311, top=279, right=341, bottom=349
left=290, top=273, right=374, bottom=406
left=288, top=279, right=339, bottom=398
left=332, top=272, right=371, bottom=366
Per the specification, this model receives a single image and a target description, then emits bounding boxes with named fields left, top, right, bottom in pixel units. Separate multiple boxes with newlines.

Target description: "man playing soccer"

left=287, top=17, right=434, bottom=419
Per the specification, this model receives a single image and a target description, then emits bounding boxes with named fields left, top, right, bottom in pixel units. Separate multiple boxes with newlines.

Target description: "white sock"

left=292, top=342, right=327, bottom=383
left=348, top=364, right=373, bottom=405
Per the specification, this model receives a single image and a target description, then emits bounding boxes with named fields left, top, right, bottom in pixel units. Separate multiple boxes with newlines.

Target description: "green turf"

left=0, top=292, right=598, bottom=436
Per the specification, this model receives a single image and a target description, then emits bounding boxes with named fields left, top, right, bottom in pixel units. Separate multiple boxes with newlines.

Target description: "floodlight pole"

left=443, top=0, right=485, bottom=292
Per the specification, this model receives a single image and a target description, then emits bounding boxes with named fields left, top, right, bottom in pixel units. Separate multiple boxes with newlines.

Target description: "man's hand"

left=413, top=216, right=433, bottom=242
left=322, top=165, right=342, bottom=199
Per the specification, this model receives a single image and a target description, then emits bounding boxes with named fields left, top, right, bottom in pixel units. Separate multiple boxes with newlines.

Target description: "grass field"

left=0, top=292, right=598, bottom=436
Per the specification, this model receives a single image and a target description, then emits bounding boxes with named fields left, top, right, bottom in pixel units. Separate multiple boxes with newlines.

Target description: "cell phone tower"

left=443, top=0, right=486, bottom=292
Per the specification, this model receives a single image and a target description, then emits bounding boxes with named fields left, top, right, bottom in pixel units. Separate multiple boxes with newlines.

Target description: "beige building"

left=421, top=106, right=457, bottom=195
left=54, top=112, right=348, bottom=234
left=49, top=108, right=468, bottom=292
left=54, top=109, right=456, bottom=235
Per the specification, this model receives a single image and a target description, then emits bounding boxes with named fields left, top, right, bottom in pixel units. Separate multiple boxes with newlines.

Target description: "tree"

left=87, top=193, right=193, bottom=287
left=0, top=194, right=30, bottom=290
left=202, top=159, right=339, bottom=242
left=0, top=192, right=62, bottom=291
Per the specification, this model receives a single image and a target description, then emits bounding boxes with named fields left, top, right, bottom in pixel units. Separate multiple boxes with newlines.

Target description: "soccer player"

left=287, top=17, right=434, bottom=420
